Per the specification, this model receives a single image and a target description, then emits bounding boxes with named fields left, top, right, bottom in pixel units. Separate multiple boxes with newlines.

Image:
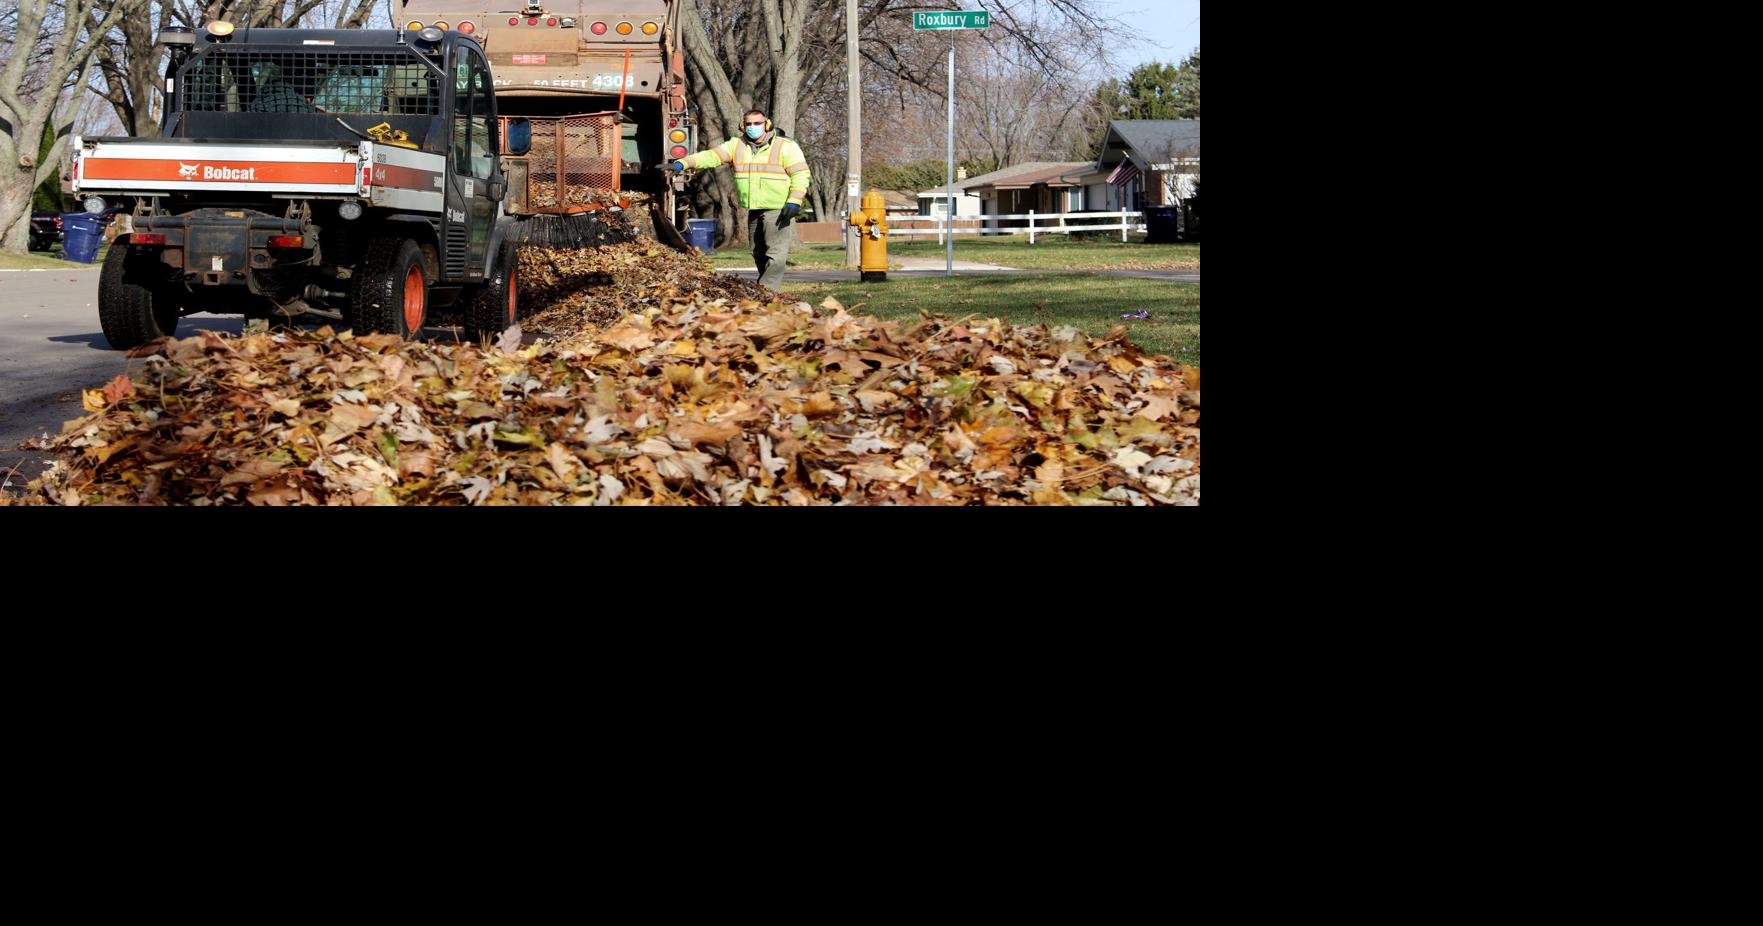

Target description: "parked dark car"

left=29, top=212, right=63, bottom=251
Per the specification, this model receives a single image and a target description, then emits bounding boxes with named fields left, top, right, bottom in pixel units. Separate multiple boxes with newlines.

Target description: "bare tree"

left=1, top=0, right=145, bottom=254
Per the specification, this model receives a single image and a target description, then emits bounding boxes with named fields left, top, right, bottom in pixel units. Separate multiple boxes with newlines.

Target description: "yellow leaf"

left=1107, top=355, right=1138, bottom=375
left=546, top=442, right=578, bottom=482
left=82, top=389, right=107, bottom=413
left=1036, top=456, right=1065, bottom=488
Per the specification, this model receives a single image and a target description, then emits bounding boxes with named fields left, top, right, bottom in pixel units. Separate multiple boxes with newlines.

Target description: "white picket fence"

left=879, top=210, right=1147, bottom=244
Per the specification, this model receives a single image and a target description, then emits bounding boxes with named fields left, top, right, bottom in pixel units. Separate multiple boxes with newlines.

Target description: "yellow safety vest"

left=682, top=134, right=811, bottom=211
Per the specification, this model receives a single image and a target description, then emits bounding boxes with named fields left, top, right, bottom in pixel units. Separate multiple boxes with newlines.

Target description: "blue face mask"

left=745, top=124, right=765, bottom=140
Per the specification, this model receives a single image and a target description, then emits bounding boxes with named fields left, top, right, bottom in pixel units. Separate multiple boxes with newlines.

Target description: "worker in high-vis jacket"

left=672, top=108, right=812, bottom=291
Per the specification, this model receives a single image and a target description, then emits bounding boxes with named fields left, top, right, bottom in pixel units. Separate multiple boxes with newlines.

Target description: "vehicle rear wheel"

left=348, top=237, right=428, bottom=338
left=97, top=244, right=179, bottom=350
left=465, top=237, right=520, bottom=340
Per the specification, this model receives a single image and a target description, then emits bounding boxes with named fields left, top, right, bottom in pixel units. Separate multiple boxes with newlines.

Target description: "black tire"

left=97, top=243, right=179, bottom=350
left=464, top=237, right=520, bottom=340
left=348, top=237, right=428, bottom=338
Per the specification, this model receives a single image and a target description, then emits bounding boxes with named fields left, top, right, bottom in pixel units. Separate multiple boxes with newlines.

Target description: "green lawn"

left=708, top=242, right=849, bottom=269
left=782, top=272, right=1199, bottom=365
left=0, top=242, right=108, bottom=270
left=708, top=236, right=1197, bottom=271
left=890, top=234, right=1198, bottom=270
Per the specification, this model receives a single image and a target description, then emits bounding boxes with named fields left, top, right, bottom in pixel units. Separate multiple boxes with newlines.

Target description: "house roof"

left=1099, top=119, right=1201, bottom=168
left=875, top=189, right=918, bottom=210
left=915, top=161, right=1073, bottom=198
left=973, top=162, right=1095, bottom=190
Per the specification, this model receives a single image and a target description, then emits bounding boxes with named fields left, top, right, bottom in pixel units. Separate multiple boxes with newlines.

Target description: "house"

left=1092, top=119, right=1200, bottom=212
left=873, top=189, right=921, bottom=217
left=914, top=168, right=986, bottom=218
left=919, top=161, right=1090, bottom=219
left=963, top=162, right=1096, bottom=216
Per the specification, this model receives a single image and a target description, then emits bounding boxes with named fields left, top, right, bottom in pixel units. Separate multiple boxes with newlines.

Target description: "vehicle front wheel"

left=349, top=237, right=428, bottom=338
left=464, top=237, right=520, bottom=340
left=97, top=244, right=179, bottom=350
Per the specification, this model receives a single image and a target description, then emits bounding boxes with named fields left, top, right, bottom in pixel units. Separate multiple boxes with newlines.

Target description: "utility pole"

left=845, top=0, right=861, bottom=270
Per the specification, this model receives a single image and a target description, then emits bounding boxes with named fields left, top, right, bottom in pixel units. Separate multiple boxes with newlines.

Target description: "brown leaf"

left=1138, top=394, right=1181, bottom=421
left=399, top=450, right=437, bottom=480
left=219, top=459, right=287, bottom=487
left=102, top=374, right=135, bottom=405
left=669, top=420, right=741, bottom=447
left=601, top=324, right=654, bottom=352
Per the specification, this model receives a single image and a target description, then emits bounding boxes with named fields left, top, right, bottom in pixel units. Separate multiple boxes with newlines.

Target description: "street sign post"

left=912, top=11, right=990, bottom=275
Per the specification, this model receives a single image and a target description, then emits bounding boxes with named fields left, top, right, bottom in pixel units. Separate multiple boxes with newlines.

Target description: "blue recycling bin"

left=62, top=212, right=104, bottom=263
left=685, top=218, right=716, bottom=254
left=1143, top=206, right=1181, bottom=243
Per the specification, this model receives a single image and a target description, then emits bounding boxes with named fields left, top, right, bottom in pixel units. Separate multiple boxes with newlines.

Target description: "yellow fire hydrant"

left=848, top=189, right=889, bottom=282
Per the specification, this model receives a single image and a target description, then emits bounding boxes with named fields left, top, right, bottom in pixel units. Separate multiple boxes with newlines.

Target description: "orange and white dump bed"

left=72, top=136, right=446, bottom=213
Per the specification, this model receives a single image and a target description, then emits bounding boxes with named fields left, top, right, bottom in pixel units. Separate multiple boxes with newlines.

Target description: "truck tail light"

left=132, top=233, right=165, bottom=245
left=268, top=235, right=305, bottom=248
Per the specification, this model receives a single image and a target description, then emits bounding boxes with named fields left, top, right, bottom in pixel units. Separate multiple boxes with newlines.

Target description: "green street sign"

left=912, top=10, right=991, bottom=30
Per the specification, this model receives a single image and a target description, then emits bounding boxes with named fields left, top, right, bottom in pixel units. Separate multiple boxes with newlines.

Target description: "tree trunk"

left=0, top=0, right=144, bottom=254
left=761, top=0, right=806, bottom=135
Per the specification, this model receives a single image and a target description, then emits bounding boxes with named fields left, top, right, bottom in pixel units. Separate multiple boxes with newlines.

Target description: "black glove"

left=781, top=203, right=801, bottom=222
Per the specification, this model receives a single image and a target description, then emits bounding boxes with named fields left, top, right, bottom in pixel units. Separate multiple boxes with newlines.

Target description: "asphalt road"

left=0, top=266, right=252, bottom=485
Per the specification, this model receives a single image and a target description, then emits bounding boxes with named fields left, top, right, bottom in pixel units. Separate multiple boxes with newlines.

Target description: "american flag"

left=1107, top=161, right=1141, bottom=186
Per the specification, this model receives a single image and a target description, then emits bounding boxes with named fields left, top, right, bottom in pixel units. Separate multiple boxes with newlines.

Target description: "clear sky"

left=1091, top=0, right=1200, bottom=74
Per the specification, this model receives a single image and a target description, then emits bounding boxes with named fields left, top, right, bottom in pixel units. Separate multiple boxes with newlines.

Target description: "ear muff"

left=764, top=119, right=773, bottom=132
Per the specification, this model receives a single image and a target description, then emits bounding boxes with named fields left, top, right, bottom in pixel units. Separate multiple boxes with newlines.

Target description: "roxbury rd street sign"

left=912, top=10, right=991, bottom=29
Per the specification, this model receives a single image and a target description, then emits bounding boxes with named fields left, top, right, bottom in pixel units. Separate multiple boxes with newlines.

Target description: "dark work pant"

left=748, top=208, right=796, bottom=291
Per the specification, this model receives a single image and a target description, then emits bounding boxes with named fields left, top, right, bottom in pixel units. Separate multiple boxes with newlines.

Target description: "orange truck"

left=396, top=0, right=695, bottom=245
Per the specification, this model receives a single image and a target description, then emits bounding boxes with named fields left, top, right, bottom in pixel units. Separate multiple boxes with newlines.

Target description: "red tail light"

left=508, top=16, right=519, bottom=25
left=670, top=145, right=687, bottom=159
left=527, top=17, right=538, bottom=25
left=268, top=235, right=305, bottom=248
left=131, top=233, right=165, bottom=245
left=547, top=17, right=558, bottom=26
left=591, top=21, right=607, bottom=34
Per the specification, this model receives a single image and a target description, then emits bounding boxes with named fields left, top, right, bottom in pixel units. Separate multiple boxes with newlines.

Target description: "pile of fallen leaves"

left=527, top=184, right=644, bottom=210
left=519, top=239, right=773, bottom=333
left=2, top=289, right=1198, bottom=505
